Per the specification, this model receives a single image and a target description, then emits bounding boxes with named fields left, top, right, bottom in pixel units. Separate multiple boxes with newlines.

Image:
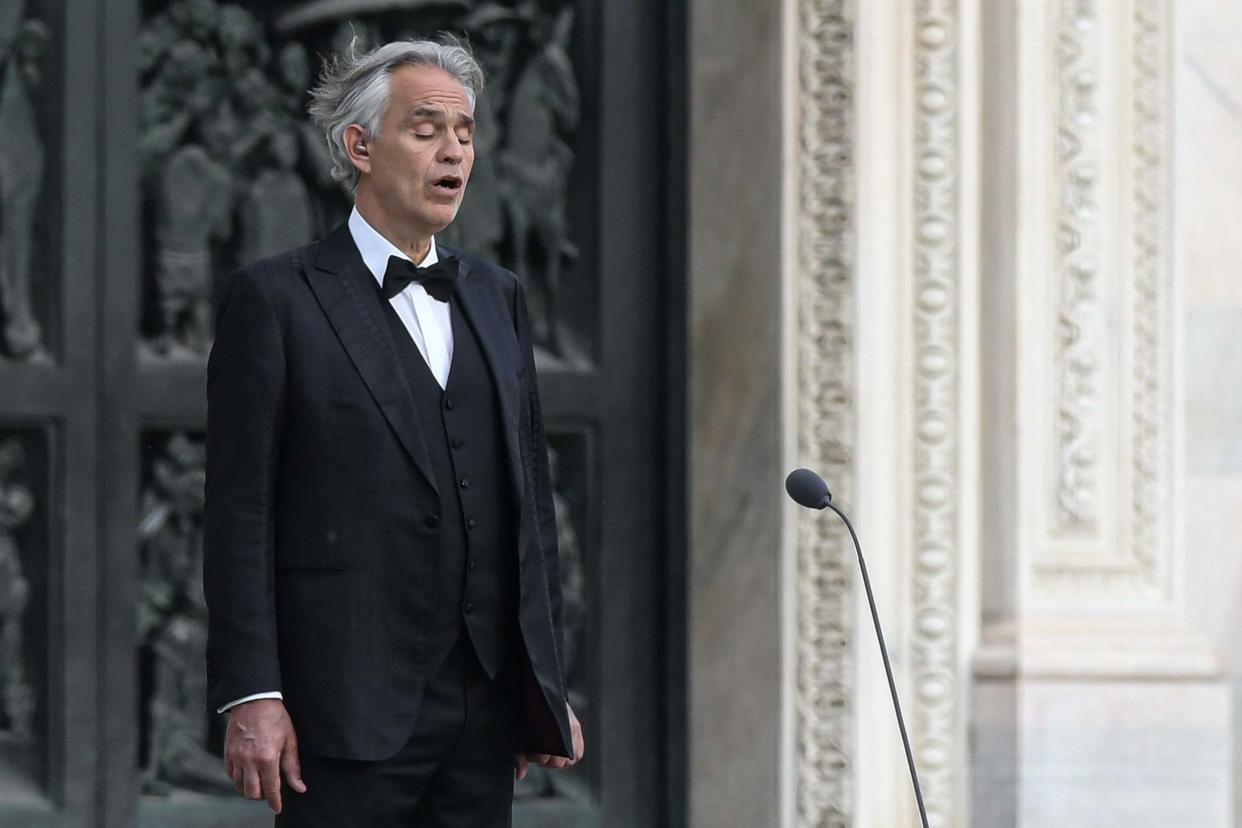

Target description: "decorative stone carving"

left=138, top=432, right=233, bottom=796
left=1053, top=0, right=1103, bottom=533
left=1127, top=0, right=1168, bottom=585
left=0, top=437, right=33, bottom=742
left=0, top=2, right=48, bottom=362
left=795, top=2, right=856, bottom=825
left=909, top=3, right=963, bottom=826
left=1031, top=0, right=1171, bottom=595
left=140, top=0, right=585, bottom=364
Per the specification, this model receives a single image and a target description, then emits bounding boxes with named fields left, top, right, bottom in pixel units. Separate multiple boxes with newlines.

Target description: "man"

left=203, top=37, right=583, bottom=827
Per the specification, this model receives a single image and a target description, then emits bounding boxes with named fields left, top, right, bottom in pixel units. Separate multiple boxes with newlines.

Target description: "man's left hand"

left=516, top=703, right=584, bottom=780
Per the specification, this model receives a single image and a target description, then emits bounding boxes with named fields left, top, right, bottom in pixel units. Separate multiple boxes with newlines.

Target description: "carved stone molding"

left=1032, top=0, right=1171, bottom=596
left=909, top=2, right=962, bottom=825
left=1127, top=0, right=1169, bottom=587
left=794, top=1, right=856, bottom=825
left=1053, top=0, right=1104, bottom=534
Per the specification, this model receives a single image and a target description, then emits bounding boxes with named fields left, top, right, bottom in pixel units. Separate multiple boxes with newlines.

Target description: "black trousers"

left=276, top=631, right=517, bottom=828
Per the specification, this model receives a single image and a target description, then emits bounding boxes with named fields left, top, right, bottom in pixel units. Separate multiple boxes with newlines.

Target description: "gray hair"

left=308, top=36, right=484, bottom=189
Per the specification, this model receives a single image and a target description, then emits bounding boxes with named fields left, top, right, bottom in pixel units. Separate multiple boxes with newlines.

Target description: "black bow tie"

left=380, top=255, right=459, bottom=302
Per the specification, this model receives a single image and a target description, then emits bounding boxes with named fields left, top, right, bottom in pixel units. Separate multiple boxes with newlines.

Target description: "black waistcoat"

left=377, top=294, right=519, bottom=678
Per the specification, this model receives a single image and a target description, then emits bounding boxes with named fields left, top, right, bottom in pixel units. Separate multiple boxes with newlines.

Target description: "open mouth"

left=432, top=175, right=463, bottom=195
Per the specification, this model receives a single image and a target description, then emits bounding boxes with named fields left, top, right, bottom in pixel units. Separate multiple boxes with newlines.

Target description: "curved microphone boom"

left=784, top=468, right=930, bottom=828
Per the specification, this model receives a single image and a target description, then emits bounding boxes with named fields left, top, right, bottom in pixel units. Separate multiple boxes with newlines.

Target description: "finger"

left=531, top=753, right=552, bottom=766
left=230, top=763, right=244, bottom=795
left=259, top=753, right=283, bottom=814
left=243, top=760, right=263, bottom=801
left=281, top=740, right=307, bottom=794
left=224, top=755, right=234, bottom=780
left=515, top=755, right=528, bottom=781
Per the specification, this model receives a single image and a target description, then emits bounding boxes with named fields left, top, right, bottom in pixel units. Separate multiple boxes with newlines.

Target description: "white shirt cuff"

left=217, top=691, right=283, bottom=714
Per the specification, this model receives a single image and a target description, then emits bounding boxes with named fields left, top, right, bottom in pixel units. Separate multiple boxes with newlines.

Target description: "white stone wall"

left=688, top=0, right=1237, bottom=825
left=1177, top=1, right=1242, bottom=823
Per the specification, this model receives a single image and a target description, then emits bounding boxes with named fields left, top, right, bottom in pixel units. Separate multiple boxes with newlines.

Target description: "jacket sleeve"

left=512, top=278, right=567, bottom=669
left=203, top=264, right=285, bottom=713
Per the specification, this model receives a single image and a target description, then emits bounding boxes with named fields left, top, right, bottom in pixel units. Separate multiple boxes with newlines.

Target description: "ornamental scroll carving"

left=139, top=0, right=584, bottom=364
left=910, top=2, right=962, bottom=825
left=1034, top=0, right=1170, bottom=591
left=0, top=1, right=48, bottom=363
left=795, top=1, right=856, bottom=825
left=1053, top=0, right=1104, bottom=533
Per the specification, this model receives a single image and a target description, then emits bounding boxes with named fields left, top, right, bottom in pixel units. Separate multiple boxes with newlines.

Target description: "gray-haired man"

left=203, top=36, right=584, bottom=827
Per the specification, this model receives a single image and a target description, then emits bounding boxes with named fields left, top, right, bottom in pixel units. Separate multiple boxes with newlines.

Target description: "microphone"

left=785, top=466, right=832, bottom=509
left=784, top=468, right=930, bottom=828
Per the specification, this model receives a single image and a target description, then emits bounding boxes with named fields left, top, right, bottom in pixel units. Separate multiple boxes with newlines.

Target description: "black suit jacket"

left=203, top=221, right=573, bottom=761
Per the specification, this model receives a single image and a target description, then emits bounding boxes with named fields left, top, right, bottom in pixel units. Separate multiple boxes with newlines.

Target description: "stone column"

left=688, top=0, right=789, bottom=825
left=971, top=0, right=1231, bottom=825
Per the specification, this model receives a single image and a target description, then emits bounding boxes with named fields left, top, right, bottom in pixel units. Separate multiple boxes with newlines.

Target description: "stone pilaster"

left=972, top=0, right=1231, bottom=824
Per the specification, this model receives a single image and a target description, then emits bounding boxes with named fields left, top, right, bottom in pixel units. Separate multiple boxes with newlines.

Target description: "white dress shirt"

left=347, top=206, right=455, bottom=387
left=217, top=207, right=456, bottom=715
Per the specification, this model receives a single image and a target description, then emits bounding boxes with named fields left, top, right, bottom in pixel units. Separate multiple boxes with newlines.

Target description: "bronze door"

left=0, top=0, right=686, bottom=826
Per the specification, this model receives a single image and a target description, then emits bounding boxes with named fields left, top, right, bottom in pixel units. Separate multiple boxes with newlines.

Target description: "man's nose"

left=438, top=135, right=465, bottom=163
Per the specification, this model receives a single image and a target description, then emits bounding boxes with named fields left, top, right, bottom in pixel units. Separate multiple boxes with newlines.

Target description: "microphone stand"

left=825, top=499, right=930, bottom=828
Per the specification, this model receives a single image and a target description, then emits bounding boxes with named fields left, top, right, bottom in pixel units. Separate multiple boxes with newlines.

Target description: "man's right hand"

left=223, top=698, right=307, bottom=814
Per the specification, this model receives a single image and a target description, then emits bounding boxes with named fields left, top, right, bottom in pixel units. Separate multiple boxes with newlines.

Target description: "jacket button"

left=460, top=477, right=471, bottom=489
left=450, top=436, right=463, bottom=449
left=466, top=518, right=477, bottom=530
left=464, top=602, right=474, bottom=614
left=444, top=396, right=457, bottom=411
left=468, top=559, right=477, bottom=572
left=423, top=514, right=440, bottom=529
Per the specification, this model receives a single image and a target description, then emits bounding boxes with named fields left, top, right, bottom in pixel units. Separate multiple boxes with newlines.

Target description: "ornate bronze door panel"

left=0, top=0, right=686, bottom=826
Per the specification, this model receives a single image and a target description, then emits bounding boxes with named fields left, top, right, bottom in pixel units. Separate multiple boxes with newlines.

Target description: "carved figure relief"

left=0, top=2, right=48, bottom=362
left=0, top=438, right=33, bottom=742
left=139, top=1, right=334, bottom=360
left=139, top=0, right=586, bottom=364
left=494, top=8, right=579, bottom=359
left=137, top=432, right=232, bottom=796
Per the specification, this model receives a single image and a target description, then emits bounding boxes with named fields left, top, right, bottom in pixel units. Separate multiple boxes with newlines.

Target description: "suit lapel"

left=303, top=223, right=439, bottom=495
left=447, top=250, right=526, bottom=501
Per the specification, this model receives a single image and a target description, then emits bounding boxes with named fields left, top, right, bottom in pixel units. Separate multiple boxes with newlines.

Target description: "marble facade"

left=689, top=0, right=1236, bottom=825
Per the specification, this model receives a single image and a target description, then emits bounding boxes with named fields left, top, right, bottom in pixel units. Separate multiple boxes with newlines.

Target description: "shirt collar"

left=347, top=205, right=439, bottom=288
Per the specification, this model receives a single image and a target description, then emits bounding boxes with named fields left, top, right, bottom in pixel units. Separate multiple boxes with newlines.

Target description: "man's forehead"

left=390, top=64, right=473, bottom=113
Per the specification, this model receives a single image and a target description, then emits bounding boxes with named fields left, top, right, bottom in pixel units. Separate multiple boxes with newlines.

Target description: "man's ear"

left=343, top=124, right=372, bottom=175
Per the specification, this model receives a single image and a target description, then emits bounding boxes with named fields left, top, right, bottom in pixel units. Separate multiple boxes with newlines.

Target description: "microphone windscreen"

left=785, top=468, right=831, bottom=509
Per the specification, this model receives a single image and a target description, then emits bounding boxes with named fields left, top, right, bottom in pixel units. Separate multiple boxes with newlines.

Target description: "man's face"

left=359, top=64, right=476, bottom=237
